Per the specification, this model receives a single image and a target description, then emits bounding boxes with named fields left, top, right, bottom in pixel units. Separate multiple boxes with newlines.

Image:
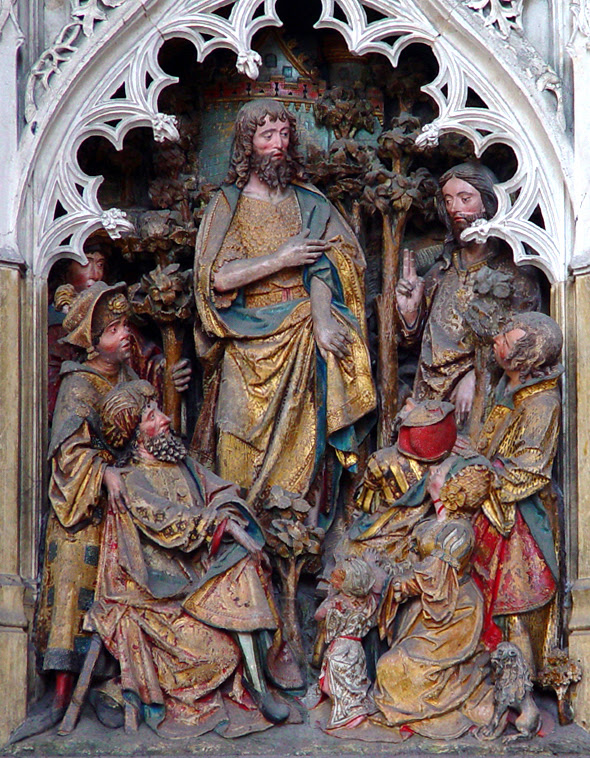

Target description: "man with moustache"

left=396, top=163, right=540, bottom=433
left=193, top=99, right=375, bottom=517
left=86, top=380, right=298, bottom=733
left=35, top=282, right=140, bottom=724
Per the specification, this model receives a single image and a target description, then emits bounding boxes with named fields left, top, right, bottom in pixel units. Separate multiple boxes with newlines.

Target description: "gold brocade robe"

left=373, top=518, right=494, bottom=739
left=400, top=249, right=539, bottom=432
left=471, top=370, right=562, bottom=664
left=86, top=456, right=277, bottom=735
left=193, top=184, right=376, bottom=512
left=36, top=361, right=136, bottom=673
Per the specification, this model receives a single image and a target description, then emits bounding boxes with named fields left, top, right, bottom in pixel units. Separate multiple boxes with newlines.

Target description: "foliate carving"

left=464, top=0, right=523, bottom=39
left=25, top=0, right=568, bottom=283
left=25, top=0, right=129, bottom=123
left=100, top=208, right=133, bottom=238
left=314, top=0, right=565, bottom=281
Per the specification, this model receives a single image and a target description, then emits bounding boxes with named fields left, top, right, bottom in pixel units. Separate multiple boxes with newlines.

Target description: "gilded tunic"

left=86, top=457, right=277, bottom=736
left=471, top=370, right=561, bottom=643
left=401, top=249, right=540, bottom=427
left=373, top=517, right=494, bottom=739
left=36, top=361, right=136, bottom=673
left=193, top=183, right=376, bottom=515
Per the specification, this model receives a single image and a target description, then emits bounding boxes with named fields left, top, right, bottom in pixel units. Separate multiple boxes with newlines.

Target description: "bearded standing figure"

left=85, top=381, right=296, bottom=735
left=193, top=99, right=375, bottom=517
left=396, top=163, right=540, bottom=435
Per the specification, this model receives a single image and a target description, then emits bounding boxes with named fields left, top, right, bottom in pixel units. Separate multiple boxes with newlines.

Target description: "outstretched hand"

left=396, top=248, right=424, bottom=325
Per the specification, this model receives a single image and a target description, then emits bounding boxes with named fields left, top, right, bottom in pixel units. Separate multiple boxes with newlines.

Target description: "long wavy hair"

left=225, top=99, right=306, bottom=189
left=436, top=162, right=500, bottom=258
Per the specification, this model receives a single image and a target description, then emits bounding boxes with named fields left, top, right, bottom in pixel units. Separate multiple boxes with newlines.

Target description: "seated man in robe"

left=395, top=163, right=540, bottom=436
left=85, top=380, right=300, bottom=736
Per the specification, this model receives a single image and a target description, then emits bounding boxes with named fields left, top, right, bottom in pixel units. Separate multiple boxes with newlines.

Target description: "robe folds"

left=36, top=361, right=137, bottom=673
left=471, top=369, right=562, bottom=656
left=85, top=456, right=279, bottom=736
left=373, top=517, right=494, bottom=739
left=193, top=182, right=376, bottom=516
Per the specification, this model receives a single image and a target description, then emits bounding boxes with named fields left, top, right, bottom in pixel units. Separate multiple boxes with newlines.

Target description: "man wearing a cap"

left=348, top=400, right=457, bottom=564
left=36, top=282, right=138, bottom=722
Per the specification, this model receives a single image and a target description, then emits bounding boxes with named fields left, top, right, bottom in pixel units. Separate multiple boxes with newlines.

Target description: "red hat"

left=397, top=400, right=457, bottom=462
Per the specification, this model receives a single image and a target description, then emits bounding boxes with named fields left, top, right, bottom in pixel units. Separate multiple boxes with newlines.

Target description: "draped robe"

left=193, top=183, right=375, bottom=516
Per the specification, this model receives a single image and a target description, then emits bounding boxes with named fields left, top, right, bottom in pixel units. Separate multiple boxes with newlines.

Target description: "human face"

left=67, top=251, right=106, bottom=292
left=252, top=115, right=290, bottom=161
left=95, top=316, right=131, bottom=364
left=442, top=177, right=486, bottom=231
left=139, top=401, right=171, bottom=439
left=493, top=327, right=526, bottom=371
left=427, top=458, right=454, bottom=501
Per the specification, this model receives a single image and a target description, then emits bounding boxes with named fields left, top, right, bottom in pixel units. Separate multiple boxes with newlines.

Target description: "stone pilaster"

left=0, top=265, right=27, bottom=746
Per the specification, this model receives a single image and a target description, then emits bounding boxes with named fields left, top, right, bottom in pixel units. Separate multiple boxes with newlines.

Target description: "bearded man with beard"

left=86, top=380, right=302, bottom=736
left=193, top=99, right=375, bottom=520
left=395, top=163, right=540, bottom=436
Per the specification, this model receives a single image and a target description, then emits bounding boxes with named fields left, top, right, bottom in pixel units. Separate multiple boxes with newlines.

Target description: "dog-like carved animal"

left=477, top=642, right=541, bottom=743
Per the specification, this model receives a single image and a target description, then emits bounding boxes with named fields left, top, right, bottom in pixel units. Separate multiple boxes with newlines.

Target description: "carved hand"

left=395, top=248, right=425, bottom=325
left=276, top=228, right=331, bottom=268
left=225, top=519, right=266, bottom=563
left=103, top=466, right=127, bottom=513
left=169, top=358, right=192, bottom=392
left=450, top=369, right=476, bottom=427
left=313, top=316, right=353, bottom=361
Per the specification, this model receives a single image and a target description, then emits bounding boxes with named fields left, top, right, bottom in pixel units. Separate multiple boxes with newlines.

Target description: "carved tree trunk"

left=278, top=557, right=306, bottom=666
left=160, top=322, right=184, bottom=432
left=376, top=210, right=406, bottom=446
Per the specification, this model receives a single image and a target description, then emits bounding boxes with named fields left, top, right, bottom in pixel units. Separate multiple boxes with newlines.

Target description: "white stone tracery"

left=16, top=0, right=573, bottom=283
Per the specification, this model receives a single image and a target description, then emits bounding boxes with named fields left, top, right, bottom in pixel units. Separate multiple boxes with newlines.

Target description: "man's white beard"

left=139, top=429, right=187, bottom=463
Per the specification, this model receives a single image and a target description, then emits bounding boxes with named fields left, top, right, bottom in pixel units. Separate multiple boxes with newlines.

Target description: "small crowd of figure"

left=27, top=98, right=564, bottom=743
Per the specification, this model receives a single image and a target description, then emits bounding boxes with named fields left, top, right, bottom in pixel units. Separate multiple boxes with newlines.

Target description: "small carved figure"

left=477, top=642, right=541, bottom=743
left=48, top=241, right=191, bottom=423
left=192, top=98, right=375, bottom=515
left=395, top=162, right=540, bottom=435
left=83, top=380, right=298, bottom=734
left=314, top=557, right=378, bottom=730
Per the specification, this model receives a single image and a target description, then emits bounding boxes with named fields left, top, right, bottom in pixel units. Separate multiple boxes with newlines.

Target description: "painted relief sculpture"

left=372, top=456, right=496, bottom=738
left=313, top=557, right=378, bottom=730
left=192, top=98, right=376, bottom=515
left=469, top=312, right=564, bottom=675
left=36, top=283, right=137, bottom=723
left=395, top=163, right=541, bottom=436
left=85, top=380, right=298, bottom=735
